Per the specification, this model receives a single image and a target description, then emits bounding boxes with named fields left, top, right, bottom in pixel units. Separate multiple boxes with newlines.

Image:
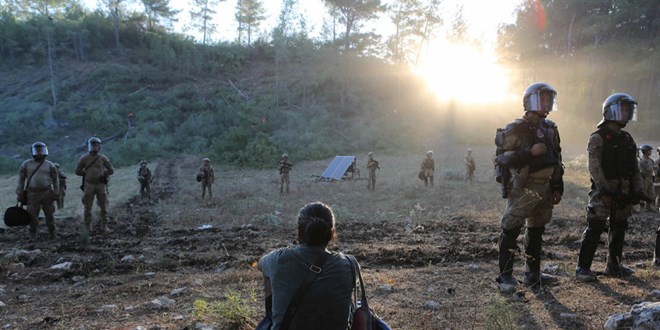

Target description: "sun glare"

left=415, top=39, right=512, bottom=105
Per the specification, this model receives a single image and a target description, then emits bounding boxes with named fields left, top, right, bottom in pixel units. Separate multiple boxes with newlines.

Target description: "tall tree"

left=322, top=0, right=384, bottom=52
left=190, top=0, right=223, bottom=45
left=102, top=0, right=127, bottom=49
left=140, top=0, right=179, bottom=32
left=235, top=0, right=265, bottom=46
left=447, top=5, right=467, bottom=43
left=273, top=0, right=297, bottom=107
left=387, top=0, right=441, bottom=65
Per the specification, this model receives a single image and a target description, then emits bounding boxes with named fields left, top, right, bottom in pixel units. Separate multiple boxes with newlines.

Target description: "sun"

left=415, top=38, right=513, bottom=105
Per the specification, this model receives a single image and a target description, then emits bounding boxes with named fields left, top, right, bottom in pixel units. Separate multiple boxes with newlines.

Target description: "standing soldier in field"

left=277, top=153, right=293, bottom=194
left=575, top=93, right=652, bottom=282
left=465, top=148, right=476, bottom=183
left=655, top=147, right=660, bottom=208
left=16, top=142, right=60, bottom=240
left=137, top=160, right=153, bottom=201
left=638, top=144, right=657, bottom=212
left=76, top=137, right=115, bottom=233
left=420, top=150, right=435, bottom=186
left=366, top=152, right=379, bottom=191
left=653, top=147, right=660, bottom=269
left=197, top=158, right=214, bottom=200
left=53, top=163, right=67, bottom=209
left=494, top=82, right=564, bottom=292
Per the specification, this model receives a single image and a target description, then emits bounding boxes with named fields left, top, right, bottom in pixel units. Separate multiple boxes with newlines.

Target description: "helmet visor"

left=32, top=145, right=48, bottom=156
left=525, top=90, right=557, bottom=112
left=606, top=101, right=637, bottom=121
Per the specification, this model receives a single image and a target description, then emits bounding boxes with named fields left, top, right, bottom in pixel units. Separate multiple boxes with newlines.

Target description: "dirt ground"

left=1, top=146, right=659, bottom=329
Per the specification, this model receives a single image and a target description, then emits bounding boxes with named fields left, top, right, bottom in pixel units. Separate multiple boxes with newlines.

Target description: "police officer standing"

left=76, top=137, right=115, bottom=233
left=366, top=152, right=379, bottom=191
left=495, top=82, right=563, bottom=292
left=465, top=148, right=476, bottom=183
left=420, top=150, right=435, bottom=187
left=198, top=158, right=214, bottom=199
left=16, top=142, right=60, bottom=240
left=137, top=160, right=153, bottom=200
left=277, top=154, right=292, bottom=194
left=53, top=163, right=67, bottom=209
left=655, top=147, right=660, bottom=208
left=638, top=144, right=657, bottom=212
left=575, top=93, right=651, bottom=282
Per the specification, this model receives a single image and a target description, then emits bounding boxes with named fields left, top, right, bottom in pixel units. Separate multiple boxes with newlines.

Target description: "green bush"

left=0, top=156, right=19, bottom=175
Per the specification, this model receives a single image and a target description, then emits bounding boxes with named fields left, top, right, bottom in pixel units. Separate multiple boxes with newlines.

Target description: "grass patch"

left=192, top=288, right=258, bottom=330
left=485, top=295, right=520, bottom=330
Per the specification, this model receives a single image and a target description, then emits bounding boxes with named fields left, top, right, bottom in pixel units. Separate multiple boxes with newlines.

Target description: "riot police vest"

left=594, top=128, right=637, bottom=180
left=512, top=119, right=560, bottom=173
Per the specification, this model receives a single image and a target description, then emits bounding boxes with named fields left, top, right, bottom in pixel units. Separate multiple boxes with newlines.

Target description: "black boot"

left=604, top=226, right=634, bottom=277
left=654, top=227, right=660, bottom=268
left=576, top=224, right=602, bottom=281
left=523, top=226, right=556, bottom=285
left=497, top=227, right=521, bottom=292
left=48, top=224, right=56, bottom=240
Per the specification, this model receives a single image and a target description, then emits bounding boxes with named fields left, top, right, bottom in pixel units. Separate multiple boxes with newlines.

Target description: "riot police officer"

left=277, top=154, right=293, bottom=194
left=198, top=158, right=214, bottom=199
left=420, top=150, right=435, bottom=186
left=495, top=82, right=564, bottom=292
left=75, top=137, right=115, bottom=233
left=16, top=142, right=60, bottom=239
left=575, top=93, right=651, bottom=281
left=638, top=144, right=657, bottom=212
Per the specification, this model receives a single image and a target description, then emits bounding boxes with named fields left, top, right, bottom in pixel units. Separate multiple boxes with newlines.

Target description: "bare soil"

left=1, top=147, right=659, bottom=330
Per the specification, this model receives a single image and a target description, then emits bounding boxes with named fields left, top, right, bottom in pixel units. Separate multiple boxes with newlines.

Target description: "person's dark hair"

left=298, top=202, right=336, bottom=247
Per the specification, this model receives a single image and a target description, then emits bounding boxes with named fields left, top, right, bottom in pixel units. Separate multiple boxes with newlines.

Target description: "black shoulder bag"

left=6, top=162, right=44, bottom=227
left=256, top=251, right=331, bottom=330
left=347, top=256, right=391, bottom=330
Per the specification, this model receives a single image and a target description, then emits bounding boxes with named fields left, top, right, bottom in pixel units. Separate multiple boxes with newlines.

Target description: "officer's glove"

left=552, top=191, right=562, bottom=205
left=598, top=188, right=615, bottom=207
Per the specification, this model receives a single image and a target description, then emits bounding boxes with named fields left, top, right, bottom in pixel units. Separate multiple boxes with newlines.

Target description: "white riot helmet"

left=523, top=82, right=557, bottom=112
left=601, top=93, right=637, bottom=125
left=87, top=137, right=102, bottom=153
left=31, top=142, right=48, bottom=158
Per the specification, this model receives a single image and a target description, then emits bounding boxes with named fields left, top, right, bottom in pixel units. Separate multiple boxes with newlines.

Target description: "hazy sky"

left=84, top=0, right=521, bottom=44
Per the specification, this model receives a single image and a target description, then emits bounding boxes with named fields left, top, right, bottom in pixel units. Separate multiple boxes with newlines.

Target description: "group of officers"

left=16, top=138, right=115, bottom=239
left=13, top=83, right=660, bottom=292
left=274, top=147, right=476, bottom=195
left=494, top=82, right=659, bottom=293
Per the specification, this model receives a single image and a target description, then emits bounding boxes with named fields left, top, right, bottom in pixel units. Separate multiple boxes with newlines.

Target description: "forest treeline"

left=0, top=0, right=659, bottom=174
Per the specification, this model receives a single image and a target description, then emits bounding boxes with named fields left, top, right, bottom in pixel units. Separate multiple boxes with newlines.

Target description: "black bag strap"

left=347, top=255, right=369, bottom=310
left=81, top=155, right=101, bottom=183
left=23, top=161, right=45, bottom=191
left=84, top=155, right=101, bottom=171
left=280, top=251, right=332, bottom=330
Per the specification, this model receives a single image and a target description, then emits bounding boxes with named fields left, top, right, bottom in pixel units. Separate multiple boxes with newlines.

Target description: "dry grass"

left=2, top=144, right=659, bottom=330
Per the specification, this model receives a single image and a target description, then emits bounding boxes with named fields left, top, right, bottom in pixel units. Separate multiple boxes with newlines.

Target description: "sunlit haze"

left=416, top=39, right=513, bottom=104
left=82, top=0, right=521, bottom=104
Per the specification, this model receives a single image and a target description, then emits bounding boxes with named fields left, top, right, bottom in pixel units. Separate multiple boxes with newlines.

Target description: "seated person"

left=257, top=202, right=355, bottom=329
